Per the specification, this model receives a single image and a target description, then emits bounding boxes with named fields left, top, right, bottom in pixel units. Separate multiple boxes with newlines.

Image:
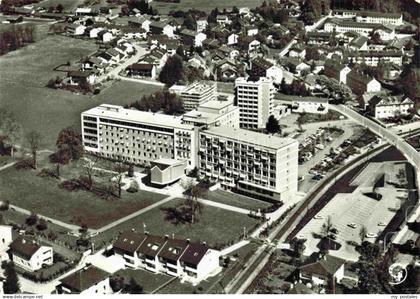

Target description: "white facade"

left=228, top=33, right=239, bottom=45
left=0, top=225, right=13, bottom=247
left=10, top=241, right=53, bottom=272
left=180, top=82, right=216, bottom=111
left=194, top=32, right=207, bottom=47
left=182, top=248, right=220, bottom=284
left=324, top=19, right=395, bottom=40
left=235, top=77, right=274, bottom=130
left=198, top=126, right=299, bottom=201
left=81, top=104, right=198, bottom=169
left=370, top=96, right=414, bottom=119
left=366, top=78, right=382, bottom=93
left=266, top=66, right=284, bottom=84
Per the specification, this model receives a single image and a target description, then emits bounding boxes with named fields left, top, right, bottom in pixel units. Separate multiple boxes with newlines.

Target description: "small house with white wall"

left=9, top=236, right=53, bottom=272
left=57, top=265, right=112, bottom=294
left=299, top=255, right=345, bottom=286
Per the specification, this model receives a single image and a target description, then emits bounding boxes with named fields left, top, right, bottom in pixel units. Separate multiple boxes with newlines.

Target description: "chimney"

left=186, top=238, right=190, bottom=243
left=164, top=234, right=169, bottom=239
left=172, top=233, right=175, bottom=239
left=22, top=239, right=26, bottom=244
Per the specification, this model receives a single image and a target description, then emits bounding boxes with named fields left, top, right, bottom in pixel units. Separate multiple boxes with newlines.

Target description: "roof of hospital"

left=82, top=104, right=194, bottom=130
left=202, top=126, right=297, bottom=150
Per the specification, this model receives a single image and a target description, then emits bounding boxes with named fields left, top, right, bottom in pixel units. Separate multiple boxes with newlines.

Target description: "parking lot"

left=297, top=161, right=407, bottom=261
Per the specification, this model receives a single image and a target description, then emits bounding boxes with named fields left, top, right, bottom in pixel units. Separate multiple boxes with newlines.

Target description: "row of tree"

left=280, top=79, right=311, bottom=96
left=0, top=0, right=39, bottom=13
left=124, top=90, right=184, bottom=115
left=0, top=24, right=35, bottom=55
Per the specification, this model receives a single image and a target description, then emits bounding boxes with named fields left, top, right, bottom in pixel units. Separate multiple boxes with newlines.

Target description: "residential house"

left=288, top=44, right=306, bottom=59
left=348, top=35, right=369, bottom=51
left=149, top=21, right=174, bottom=38
left=216, top=59, right=239, bottom=80
left=157, top=238, right=189, bottom=276
left=299, top=255, right=345, bottom=286
left=196, top=18, right=208, bottom=32
left=97, top=30, right=113, bottom=43
left=137, top=234, right=167, bottom=273
left=67, top=70, right=97, bottom=86
left=57, top=265, right=111, bottom=294
left=216, top=15, right=231, bottom=26
left=81, top=57, right=105, bottom=74
left=67, top=23, right=86, bottom=36
left=250, top=57, right=273, bottom=77
left=9, top=236, right=53, bottom=272
left=126, top=63, right=157, bottom=79
left=227, top=33, right=239, bottom=45
left=179, top=29, right=207, bottom=47
left=89, top=27, right=103, bottom=38
left=324, top=59, right=351, bottom=84
left=347, top=51, right=403, bottom=67
left=218, top=45, right=239, bottom=60
left=347, top=70, right=381, bottom=95
left=286, top=59, right=310, bottom=77
left=368, top=95, right=414, bottom=119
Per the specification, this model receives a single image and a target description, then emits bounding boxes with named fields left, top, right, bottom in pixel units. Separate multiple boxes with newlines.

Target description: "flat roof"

left=202, top=126, right=297, bottom=150
left=82, top=104, right=194, bottom=130
left=198, top=99, right=233, bottom=110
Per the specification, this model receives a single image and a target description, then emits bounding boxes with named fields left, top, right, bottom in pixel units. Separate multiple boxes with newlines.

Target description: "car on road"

left=314, top=215, right=323, bottom=219
left=366, top=233, right=378, bottom=238
left=312, top=174, right=323, bottom=181
left=378, top=222, right=387, bottom=226
left=348, top=223, right=357, bottom=229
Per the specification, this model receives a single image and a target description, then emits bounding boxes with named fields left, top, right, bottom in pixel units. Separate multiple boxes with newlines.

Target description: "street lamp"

left=383, top=231, right=398, bottom=252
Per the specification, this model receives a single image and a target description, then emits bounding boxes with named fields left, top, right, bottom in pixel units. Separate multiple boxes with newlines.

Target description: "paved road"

left=97, top=44, right=148, bottom=83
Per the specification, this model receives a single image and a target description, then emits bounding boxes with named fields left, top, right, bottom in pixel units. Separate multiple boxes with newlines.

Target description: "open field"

left=33, top=0, right=85, bottom=11
left=91, top=198, right=260, bottom=248
left=0, top=35, right=162, bottom=149
left=153, top=0, right=266, bottom=14
left=114, top=268, right=173, bottom=294
left=0, top=167, right=166, bottom=228
left=205, top=190, right=271, bottom=211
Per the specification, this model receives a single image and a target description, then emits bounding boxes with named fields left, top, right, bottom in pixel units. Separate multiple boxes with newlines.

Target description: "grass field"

left=33, top=0, right=85, bottom=11
left=91, top=198, right=260, bottom=248
left=114, top=268, right=173, bottom=294
left=0, top=35, right=162, bottom=149
left=205, top=190, right=271, bottom=211
left=0, top=167, right=166, bottom=228
left=153, top=0, right=266, bottom=14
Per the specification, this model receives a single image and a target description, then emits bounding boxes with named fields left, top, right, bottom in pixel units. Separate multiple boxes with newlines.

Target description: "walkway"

left=93, top=195, right=176, bottom=234
left=197, top=198, right=250, bottom=215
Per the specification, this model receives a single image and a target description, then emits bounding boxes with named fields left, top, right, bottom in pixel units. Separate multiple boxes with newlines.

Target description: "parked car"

left=366, top=232, right=378, bottom=238
left=314, top=215, right=323, bottom=219
left=378, top=222, right=387, bottom=227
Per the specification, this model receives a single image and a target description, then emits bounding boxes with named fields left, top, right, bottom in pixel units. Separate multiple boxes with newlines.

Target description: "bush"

left=0, top=200, right=10, bottom=211
left=15, top=159, right=34, bottom=170
left=26, top=213, right=38, bottom=226
left=93, top=88, right=101, bottom=95
left=126, top=180, right=139, bottom=193
left=37, top=168, right=58, bottom=179
left=36, top=219, right=48, bottom=231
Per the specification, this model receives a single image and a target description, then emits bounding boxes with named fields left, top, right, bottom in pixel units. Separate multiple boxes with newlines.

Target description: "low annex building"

left=112, top=232, right=221, bottom=284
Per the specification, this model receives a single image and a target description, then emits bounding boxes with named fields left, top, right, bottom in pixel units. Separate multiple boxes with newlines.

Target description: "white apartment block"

left=9, top=236, right=53, bottom=272
left=332, top=10, right=403, bottom=26
left=235, top=77, right=274, bottom=130
left=198, top=126, right=298, bottom=202
left=348, top=51, right=403, bottom=67
left=324, top=19, right=395, bottom=40
left=180, top=82, right=216, bottom=111
left=81, top=104, right=199, bottom=169
left=182, top=98, right=240, bottom=128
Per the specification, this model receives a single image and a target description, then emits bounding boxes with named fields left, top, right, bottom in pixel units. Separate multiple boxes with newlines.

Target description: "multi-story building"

left=324, top=19, right=395, bottom=40
left=369, top=95, right=415, bottom=119
left=347, top=51, right=403, bottom=67
left=9, top=236, right=53, bottom=272
left=81, top=104, right=199, bottom=169
left=112, top=232, right=221, bottom=284
left=198, top=126, right=298, bottom=201
left=332, top=10, right=403, bottom=25
left=235, top=76, right=274, bottom=130
left=182, top=98, right=240, bottom=128
left=180, top=82, right=216, bottom=111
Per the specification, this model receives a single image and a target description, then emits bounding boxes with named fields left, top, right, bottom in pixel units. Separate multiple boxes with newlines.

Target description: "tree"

left=181, top=179, right=207, bottom=224
left=114, top=160, right=128, bottom=198
left=159, top=54, right=184, bottom=86
left=3, top=261, right=19, bottom=294
left=49, top=149, right=70, bottom=177
left=25, top=130, right=41, bottom=169
left=359, top=225, right=367, bottom=244
left=290, top=237, right=306, bottom=258
left=56, top=4, right=64, bottom=13
left=266, top=115, right=280, bottom=134
left=56, top=127, right=84, bottom=161
left=82, top=158, right=97, bottom=190
left=0, top=108, right=22, bottom=157
left=321, top=215, right=334, bottom=238
left=125, top=277, right=143, bottom=294
left=296, top=113, right=306, bottom=132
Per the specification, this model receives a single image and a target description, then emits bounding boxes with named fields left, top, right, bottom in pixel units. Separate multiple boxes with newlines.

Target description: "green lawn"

left=91, top=198, right=260, bottom=248
left=205, top=190, right=271, bottom=211
left=0, top=35, right=162, bottom=149
left=33, top=0, right=85, bottom=11
left=0, top=167, right=166, bottom=229
left=153, top=0, right=266, bottom=13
